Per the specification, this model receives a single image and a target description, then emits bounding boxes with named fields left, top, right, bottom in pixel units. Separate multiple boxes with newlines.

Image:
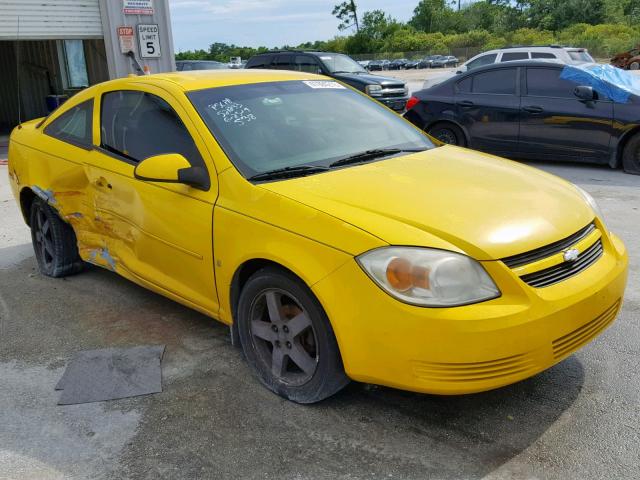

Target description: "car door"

left=83, top=85, right=219, bottom=315
left=454, top=67, right=520, bottom=155
left=518, top=66, right=614, bottom=161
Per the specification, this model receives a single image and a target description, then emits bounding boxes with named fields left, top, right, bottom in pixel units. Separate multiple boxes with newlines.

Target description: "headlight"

left=574, top=185, right=606, bottom=227
left=356, top=247, right=500, bottom=307
left=365, top=84, right=383, bottom=96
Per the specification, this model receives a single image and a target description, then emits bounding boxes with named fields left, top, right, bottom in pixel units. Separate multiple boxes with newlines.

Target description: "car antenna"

left=16, top=15, right=22, bottom=129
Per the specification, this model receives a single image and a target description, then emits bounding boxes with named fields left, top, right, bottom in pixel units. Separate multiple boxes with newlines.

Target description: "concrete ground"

left=1, top=157, right=639, bottom=479
left=384, top=67, right=457, bottom=94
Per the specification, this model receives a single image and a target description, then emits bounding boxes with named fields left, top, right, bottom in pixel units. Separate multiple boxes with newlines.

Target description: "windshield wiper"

left=329, top=148, right=426, bottom=168
left=248, top=165, right=329, bottom=182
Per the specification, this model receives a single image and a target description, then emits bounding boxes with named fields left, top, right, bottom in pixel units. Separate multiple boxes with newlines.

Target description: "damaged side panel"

left=9, top=129, right=107, bottom=266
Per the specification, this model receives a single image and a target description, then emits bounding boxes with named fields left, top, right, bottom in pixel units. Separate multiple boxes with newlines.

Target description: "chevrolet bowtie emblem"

left=563, top=248, right=580, bottom=262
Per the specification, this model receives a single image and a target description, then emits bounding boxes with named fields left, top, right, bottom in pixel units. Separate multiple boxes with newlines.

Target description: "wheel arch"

left=229, top=258, right=317, bottom=347
left=19, top=187, right=37, bottom=227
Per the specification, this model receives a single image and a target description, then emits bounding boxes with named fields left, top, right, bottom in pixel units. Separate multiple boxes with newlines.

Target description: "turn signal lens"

left=386, top=257, right=431, bottom=291
left=357, top=247, right=500, bottom=307
left=406, top=96, right=420, bottom=110
left=386, top=257, right=413, bottom=291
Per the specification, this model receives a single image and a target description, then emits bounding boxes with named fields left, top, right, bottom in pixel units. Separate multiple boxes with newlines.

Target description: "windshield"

left=318, top=54, right=367, bottom=74
left=188, top=80, right=434, bottom=179
left=568, top=50, right=594, bottom=63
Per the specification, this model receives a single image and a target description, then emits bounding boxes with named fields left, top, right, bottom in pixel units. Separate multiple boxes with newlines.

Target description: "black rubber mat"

left=56, top=345, right=165, bottom=405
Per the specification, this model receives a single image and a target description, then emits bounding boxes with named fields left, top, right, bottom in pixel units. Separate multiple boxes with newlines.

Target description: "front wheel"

left=237, top=267, right=349, bottom=403
left=428, top=122, right=466, bottom=147
left=630, top=61, right=640, bottom=70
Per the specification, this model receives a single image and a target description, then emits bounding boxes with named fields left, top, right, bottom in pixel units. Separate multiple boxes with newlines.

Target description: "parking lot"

left=1, top=155, right=638, bottom=479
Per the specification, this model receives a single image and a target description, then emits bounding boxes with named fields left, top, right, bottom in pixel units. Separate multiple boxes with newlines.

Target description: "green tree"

left=332, top=1, right=359, bottom=32
left=409, top=0, right=447, bottom=33
left=360, top=10, right=399, bottom=40
left=524, top=0, right=606, bottom=30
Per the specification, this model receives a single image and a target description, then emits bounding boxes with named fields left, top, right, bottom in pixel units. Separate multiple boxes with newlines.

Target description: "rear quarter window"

left=44, top=99, right=93, bottom=148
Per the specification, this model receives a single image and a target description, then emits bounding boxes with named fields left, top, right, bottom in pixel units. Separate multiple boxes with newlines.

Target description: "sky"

left=169, top=0, right=421, bottom=52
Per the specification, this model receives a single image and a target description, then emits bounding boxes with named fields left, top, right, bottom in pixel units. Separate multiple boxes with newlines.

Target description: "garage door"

left=0, top=0, right=103, bottom=40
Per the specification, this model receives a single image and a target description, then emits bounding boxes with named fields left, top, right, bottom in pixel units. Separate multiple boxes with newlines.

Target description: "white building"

left=0, top=0, right=176, bottom=133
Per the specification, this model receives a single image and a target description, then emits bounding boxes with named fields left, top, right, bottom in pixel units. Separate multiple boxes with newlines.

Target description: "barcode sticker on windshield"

left=303, top=81, right=345, bottom=89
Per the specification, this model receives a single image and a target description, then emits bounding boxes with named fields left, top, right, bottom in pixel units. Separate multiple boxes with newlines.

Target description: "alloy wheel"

left=34, top=207, right=55, bottom=271
left=249, top=289, right=318, bottom=386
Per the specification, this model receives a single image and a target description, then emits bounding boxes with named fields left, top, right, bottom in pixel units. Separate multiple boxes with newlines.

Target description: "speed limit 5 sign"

left=137, top=24, right=161, bottom=58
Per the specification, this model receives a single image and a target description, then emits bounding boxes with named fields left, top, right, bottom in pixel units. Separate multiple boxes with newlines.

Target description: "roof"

left=460, top=59, right=567, bottom=74
left=104, top=69, right=328, bottom=92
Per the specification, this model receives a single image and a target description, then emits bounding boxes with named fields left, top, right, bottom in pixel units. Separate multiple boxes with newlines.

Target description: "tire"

left=30, top=197, right=83, bottom=277
left=622, top=132, right=640, bottom=175
left=630, top=61, right=639, bottom=71
left=428, top=122, right=466, bottom=147
left=237, top=267, right=349, bottom=403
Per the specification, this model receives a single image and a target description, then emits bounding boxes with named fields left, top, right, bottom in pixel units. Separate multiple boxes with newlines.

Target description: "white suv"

left=459, top=46, right=594, bottom=72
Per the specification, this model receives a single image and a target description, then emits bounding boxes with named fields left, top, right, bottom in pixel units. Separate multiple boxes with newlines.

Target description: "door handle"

left=523, top=105, right=544, bottom=114
left=94, top=176, right=112, bottom=189
left=457, top=100, right=474, bottom=108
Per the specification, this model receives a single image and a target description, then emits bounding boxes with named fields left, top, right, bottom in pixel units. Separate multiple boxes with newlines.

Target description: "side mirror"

left=134, top=153, right=209, bottom=191
left=574, top=85, right=596, bottom=101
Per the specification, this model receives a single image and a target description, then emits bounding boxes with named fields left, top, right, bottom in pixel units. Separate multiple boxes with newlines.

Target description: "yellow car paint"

left=7, top=70, right=628, bottom=395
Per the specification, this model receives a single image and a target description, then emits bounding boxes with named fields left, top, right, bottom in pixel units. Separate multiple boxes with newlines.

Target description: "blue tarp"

left=560, top=63, right=640, bottom=104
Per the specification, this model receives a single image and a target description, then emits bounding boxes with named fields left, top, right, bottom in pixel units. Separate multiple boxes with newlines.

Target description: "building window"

left=62, top=40, right=89, bottom=89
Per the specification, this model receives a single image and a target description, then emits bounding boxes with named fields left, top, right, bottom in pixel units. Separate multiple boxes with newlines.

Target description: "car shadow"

left=318, top=358, right=583, bottom=479
left=516, top=158, right=640, bottom=188
left=0, top=253, right=585, bottom=480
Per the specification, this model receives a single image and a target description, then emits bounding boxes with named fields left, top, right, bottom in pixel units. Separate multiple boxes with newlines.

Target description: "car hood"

left=333, top=72, right=405, bottom=87
left=259, top=146, right=594, bottom=260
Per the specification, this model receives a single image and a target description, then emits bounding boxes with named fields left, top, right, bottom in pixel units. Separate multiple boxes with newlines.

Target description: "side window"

left=272, top=55, right=294, bottom=71
left=531, top=52, right=557, bottom=59
left=180, top=63, right=193, bottom=71
left=44, top=99, right=93, bottom=148
left=100, top=90, right=205, bottom=170
left=294, top=55, right=321, bottom=73
left=526, top=68, right=576, bottom=98
left=501, top=52, right=529, bottom=62
left=245, top=55, right=272, bottom=69
left=471, top=69, right=516, bottom=95
left=467, top=53, right=497, bottom=70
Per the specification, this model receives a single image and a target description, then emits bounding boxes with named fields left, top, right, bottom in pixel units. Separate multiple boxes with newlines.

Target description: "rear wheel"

left=622, top=132, right=640, bottom=175
left=237, top=267, right=349, bottom=403
left=630, top=61, right=639, bottom=70
left=428, top=122, right=466, bottom=147
left=30, top=197, right=83, bottom=277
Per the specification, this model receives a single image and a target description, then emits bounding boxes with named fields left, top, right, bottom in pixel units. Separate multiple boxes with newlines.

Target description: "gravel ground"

left=1, top=155, right=639, bottom=479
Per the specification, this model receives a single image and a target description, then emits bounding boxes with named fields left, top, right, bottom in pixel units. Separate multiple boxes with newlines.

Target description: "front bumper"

left=312, top=232, right=628, bottom=395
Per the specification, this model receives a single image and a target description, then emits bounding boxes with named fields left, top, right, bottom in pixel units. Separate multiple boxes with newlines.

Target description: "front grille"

left=552, top=300, right=620, bottom=359
left=520, top=239, right=603, bottom=288
left=502, top=223, right=595, bottom=268
left=380, top=86, right=407, bottom=97
left=412, top=353, right=536, bottom=383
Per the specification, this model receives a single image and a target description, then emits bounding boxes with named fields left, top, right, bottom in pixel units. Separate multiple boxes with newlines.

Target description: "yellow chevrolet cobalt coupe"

left=8, top=70, right=628, bottom=403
